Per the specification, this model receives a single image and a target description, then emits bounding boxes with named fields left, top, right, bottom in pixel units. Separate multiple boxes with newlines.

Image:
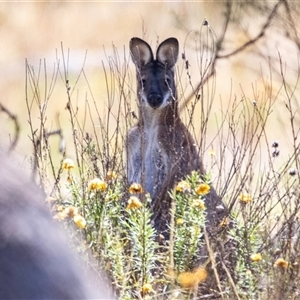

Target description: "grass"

left=3, top=22, right=300, bottom=299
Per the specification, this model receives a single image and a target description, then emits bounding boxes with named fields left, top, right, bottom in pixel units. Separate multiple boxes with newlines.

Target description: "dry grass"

left=2, top=2, right=300, bottom=299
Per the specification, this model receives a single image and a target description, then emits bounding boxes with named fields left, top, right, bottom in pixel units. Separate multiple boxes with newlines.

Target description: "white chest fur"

left=128, top=121, right=169, bottom=198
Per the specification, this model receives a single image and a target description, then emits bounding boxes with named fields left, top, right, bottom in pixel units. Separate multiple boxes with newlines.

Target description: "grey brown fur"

left=127, top=37, right=227, bottom=236
left=0, top=153, right=113, bottom=299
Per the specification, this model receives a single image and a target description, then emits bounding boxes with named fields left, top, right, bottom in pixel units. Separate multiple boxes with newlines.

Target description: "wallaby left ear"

left=130, top=37, right=154, bottom=69
left=156, top=38, right=179, bottom=68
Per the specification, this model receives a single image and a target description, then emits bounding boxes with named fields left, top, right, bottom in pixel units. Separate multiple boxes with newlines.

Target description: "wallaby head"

left=130, top=37, right=179, bottom=113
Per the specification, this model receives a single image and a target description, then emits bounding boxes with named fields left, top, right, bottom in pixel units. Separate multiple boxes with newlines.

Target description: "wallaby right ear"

left=130, top=38, right=153, bottom=68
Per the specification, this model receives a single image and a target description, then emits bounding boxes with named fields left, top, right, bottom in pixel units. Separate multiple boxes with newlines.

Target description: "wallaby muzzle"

left=148, top=93, right=163, bottom=108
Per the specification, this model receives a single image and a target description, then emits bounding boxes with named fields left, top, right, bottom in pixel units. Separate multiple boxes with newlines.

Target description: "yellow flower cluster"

left=191, top=199, right=206, bottom=210
left=209, top=149, right=215, bottom=156
left=73, top=214, right=87, bottom=229
left=88, top=178, right=108, bottom=192
left=251, top=253, right=262, bottom=262
left=54, top=205, right=86, bottom=229
left=126, top=183, right=143, bottom=210
left=129, top=183, right=143, bottom=194
left=238, top=193, right=252, bottom=203
left=219, top=216, right=230, bottom=227
left=141, top=283, right=154, bottom=296
left=126, top=196, right=143, bottom=210
left=176, top=180, right=191, bottom=192
left=176, top=218, right=184, bottom=225
left=62, top=158, right=75, bottom=170
left=177, top=267, right=207, bottom=289
left=106, top=170, right=117, bottom=181
left=274, top=258, right=288, bottom=269
left=196, top=183, right=210, bottom=196
left=64, top=206, right=78, bottom=218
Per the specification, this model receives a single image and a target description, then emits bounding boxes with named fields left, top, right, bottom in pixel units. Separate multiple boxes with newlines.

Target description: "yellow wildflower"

left=196, top=183, right=210, bottom=195
left=141, top=283, right=154, bottom=296
left=209, top=149, right=215, bottom=156
left=106, top=170, right=117, bottom=181
left=176, top=180, right=190, bottom=192
left=67, top=175, right=73, bottom=183
left=177, top=267, right=207, bottom=289
left=126, top=196, right=143, bottom=210
left=176, top=218, right=184, bottom=225
left=238, top=193, right=252, bottom=203
left=251, top=253, right=262, bottom=262
left=177, top=272, right=195, bottom=289
left=63, top=206, right=78, bottom=218
left=62, top=158, right=75, bottom=170
left=194, top=226, right=201, bottom=235
left=129, top=183, right=143, bottom=194
left=88, top=178, right=107, bottom=192
left=274, top=258, right=288, bottom=269
left=53, top=211, right=67, bottom=221
left=73, top=214, right=86, bottom=229
left=219, top=216, right=230, bottom=227
left=192, top=199, right=206, bottom=210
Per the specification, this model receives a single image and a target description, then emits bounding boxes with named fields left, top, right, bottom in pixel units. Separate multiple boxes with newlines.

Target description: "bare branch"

left=217, top=0, right=282, bottom=59
left=0, top=102, right=20, bottom=153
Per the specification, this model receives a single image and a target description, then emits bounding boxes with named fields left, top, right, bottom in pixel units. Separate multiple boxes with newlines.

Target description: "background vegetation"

left=1, top=1, right=300, bottom=299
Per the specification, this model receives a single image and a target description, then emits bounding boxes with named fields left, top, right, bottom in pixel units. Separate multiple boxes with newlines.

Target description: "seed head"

left=274, top=258, right=288, bottom=269
left=289, top=168, right=297, bottom=176
left=129, top=183, right=143, bottom=194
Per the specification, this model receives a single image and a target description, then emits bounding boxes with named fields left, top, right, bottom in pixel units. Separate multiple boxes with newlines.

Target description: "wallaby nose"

left=148, top=93, right=162, bottom=108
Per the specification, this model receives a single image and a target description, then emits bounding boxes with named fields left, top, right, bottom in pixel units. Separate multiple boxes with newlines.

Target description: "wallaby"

left=0, top=152, right=114, bottom=299
left=127, top=37, right=227, bottom=237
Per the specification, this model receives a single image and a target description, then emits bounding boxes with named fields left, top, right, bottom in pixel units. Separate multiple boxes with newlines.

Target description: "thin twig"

left=0, top=102, right=20, bottom=153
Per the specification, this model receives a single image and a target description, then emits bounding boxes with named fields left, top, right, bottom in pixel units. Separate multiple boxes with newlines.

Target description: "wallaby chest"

left=129, top=123, right=169, bottom=197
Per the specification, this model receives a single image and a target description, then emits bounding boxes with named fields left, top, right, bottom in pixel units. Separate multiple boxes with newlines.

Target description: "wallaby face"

left=127, top=37, right=226, bottom=236
left=130, top=37, right=178, bottom=111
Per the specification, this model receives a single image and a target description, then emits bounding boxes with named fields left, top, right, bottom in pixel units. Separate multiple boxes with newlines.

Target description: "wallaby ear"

left=156, top=38, right=179, bottom=68
left=130, top=38, right=154, bottom=68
